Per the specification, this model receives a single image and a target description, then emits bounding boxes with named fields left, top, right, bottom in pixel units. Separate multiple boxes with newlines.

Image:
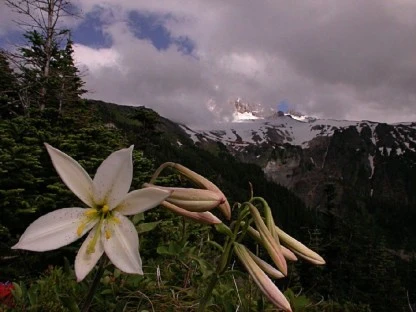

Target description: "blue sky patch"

left=72, top=10, right=112, bottom=48
left=128, top=11, right=195, bottom=55
left=0, top=29, right=28, bottom=49
left=277, top=100, right=289, bottom=112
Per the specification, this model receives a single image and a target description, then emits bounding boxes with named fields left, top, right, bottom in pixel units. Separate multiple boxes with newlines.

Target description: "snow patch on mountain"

left=182, top=98, right=416, bottom=155
left=368, top=155, right=374, bottom=179
left=181, top=115, right=369, bottom=148
left=233, top=111, right=262, bottom=122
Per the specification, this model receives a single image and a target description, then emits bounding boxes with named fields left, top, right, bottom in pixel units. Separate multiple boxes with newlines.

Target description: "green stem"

left=199, top=237, right=235, bottom=311
left=198, top=273, right=219, bottom=312
left=149, top=162, right=172, bottom=184
left=198, top=202, right=254, bottom=311
left=80, top=256, right=107, bottom=312
left=179, top=217, right=187, bottom=245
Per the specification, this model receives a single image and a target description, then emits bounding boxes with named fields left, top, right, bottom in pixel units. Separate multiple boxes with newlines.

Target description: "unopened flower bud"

left=246, top=249, right=285, bottom=279
left=249, top=204, right=287, bottom=275
left=275, top=226, right=325, bottom=265
left=144, top=183, right=224, bottom=212
left=281, top=246, right=298, bottom=261
left=158, top=163, right=232, bottom=219
left=234, top=243, right=292, bottom=312
left=161, top=201, right=222, bottom=225
left=247, top=226, right=297, bottom=262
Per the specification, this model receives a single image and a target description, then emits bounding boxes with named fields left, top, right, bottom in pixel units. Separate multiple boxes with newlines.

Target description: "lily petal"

left=12, top=208, right=97, bottom=252
left=115, top=188, right=171, bottom=216
left=93, top=146, right=134, bottom=209
left=103, top=212, right=143, bottom=274
left=45, top=144, right=94, bottom=207
left=75, top=225, right=105, bottom=282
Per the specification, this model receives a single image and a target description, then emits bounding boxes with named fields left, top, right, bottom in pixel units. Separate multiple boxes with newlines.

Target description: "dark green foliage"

left=52, top=37, right=87, bottom=113
left=291, top=206, right=410, bottom=311
left=16, top=30, right=85, bottom=114
left=19, top=30, right=54, bottom=111
left=0, top=51, right=20, bottom=118
left=11, top=264, right=86, bottom=312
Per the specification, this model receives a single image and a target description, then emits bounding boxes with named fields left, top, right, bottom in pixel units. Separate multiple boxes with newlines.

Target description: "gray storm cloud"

left=2, top=0, right=416, bottom=125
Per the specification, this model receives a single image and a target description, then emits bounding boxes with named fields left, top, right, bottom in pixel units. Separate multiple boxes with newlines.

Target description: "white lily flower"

left=12, top=144, right=171, bottom=282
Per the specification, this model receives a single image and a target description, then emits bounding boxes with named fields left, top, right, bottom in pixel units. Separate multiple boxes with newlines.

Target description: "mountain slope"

left=180, top=112, right=416, bottom=245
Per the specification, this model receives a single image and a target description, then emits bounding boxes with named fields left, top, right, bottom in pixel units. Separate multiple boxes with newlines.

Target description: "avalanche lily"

left=12, top=144, right=171, bottom=282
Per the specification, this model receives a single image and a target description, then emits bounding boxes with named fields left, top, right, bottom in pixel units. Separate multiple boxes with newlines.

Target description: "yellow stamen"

left=102, top=205, right=110, bottom=214
left=105, top=229, right=111, bottom=240
left=87, top=222, right=102, bottom=254
left=77, top=222, right=86, bottom=237
left=87, top=240, right=96, bottom=254
left=84, top=208, right=98, bottom=217
left=112, top=216, right=120, bottom=224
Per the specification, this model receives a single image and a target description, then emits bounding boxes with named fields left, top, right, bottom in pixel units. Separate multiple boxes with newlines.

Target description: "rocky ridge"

left=180, top=111, right=416, bottom=211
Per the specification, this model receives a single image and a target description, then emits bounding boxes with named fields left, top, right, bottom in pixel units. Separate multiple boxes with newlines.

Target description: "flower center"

left=76, top=204, right=121, bottom=254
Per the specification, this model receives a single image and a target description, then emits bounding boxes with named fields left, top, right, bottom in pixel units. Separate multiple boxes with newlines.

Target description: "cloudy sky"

left=1, top=0, right=416, bottom=126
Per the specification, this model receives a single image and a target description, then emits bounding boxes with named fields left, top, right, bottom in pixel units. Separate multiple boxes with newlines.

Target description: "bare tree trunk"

left=40, top=0, right=54, bottom=110
left=58, top=80, right=64, bottom=113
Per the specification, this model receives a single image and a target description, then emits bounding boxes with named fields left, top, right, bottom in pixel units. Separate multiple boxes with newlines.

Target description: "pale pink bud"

left=246, top=249, right=285, bottom=279
left=234, top=243, right=292, bottom=312
left=281, top=246, right=298, bottom=261
left=247, top=226, right=297, bottom=262
left=249, top=204, right=288, bottom=276
left=275, top=226, right=325, bottom=265
left=161, top=201, right=222, bottom=225
left=160, top=163, right=231, bottom=220
left=143, top=183, right=224, bottom=212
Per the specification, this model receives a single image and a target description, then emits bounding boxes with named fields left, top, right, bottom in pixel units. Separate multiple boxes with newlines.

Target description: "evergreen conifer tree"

left=0, top=51, right=20, bottom=118
left=55, top=37, right=86, bottom=112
